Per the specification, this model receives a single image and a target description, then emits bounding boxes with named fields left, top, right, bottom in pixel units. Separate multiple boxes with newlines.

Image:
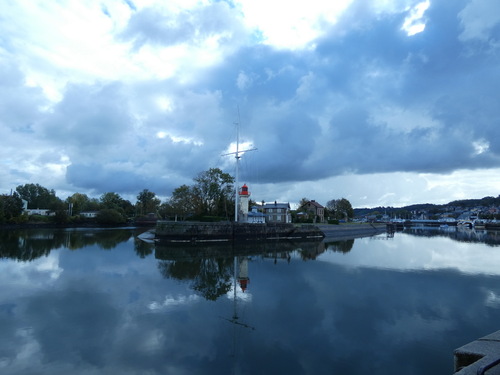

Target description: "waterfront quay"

left=318, top=223, right=387, bottom=240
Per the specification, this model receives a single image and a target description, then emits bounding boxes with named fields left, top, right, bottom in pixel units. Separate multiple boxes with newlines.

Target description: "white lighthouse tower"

left=238, top=184, right=250, bottom=223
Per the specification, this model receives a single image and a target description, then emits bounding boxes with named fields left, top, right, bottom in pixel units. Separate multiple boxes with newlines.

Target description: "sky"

left=1, top=0, right=500, bottom=208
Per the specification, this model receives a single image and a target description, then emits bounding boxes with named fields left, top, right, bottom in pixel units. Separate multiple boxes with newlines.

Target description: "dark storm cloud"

left=190, top=0, right=500, bottom=184
left=39, top=83, right=131, bottom=151
left=56, top=0, right=500, bottom=186
left=25, top=72, right=236, bottom=194
left=67, top=163, right=150, bottom=194
left=0, top=61, right=48, bottom=133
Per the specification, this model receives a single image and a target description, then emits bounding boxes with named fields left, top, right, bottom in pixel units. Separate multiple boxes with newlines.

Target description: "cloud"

left=120, top=1, right=241, bottom=48
left=1, top=0, right=500, bottom=207
left=234, top=0, right=353, bottom=49
left=458, top=0, right=500, bottom=42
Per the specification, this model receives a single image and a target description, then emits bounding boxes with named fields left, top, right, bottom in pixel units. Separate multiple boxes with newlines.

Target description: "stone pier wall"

left=318, top=223, right=387, bottom=240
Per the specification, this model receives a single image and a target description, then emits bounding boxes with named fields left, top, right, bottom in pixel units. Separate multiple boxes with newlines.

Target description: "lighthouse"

left=238, top=184, right=250, bottom=223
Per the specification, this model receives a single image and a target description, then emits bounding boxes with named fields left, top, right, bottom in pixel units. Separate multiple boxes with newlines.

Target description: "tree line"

left=1, top=167, right=354, bottom=225
left=0, top=168, right=236, bottom=225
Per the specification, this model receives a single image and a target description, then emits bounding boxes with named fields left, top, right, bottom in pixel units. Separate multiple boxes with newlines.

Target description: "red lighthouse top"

left=239, top=184, right=249, bottom=196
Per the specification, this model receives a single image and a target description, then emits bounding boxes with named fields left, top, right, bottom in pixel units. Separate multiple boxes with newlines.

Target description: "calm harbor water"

left=1, top=226, right=500, bottom=374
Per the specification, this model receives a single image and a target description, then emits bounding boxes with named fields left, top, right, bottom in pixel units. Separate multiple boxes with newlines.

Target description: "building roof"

left=262, top=202, right=290, bottom=210
left=248, top=211, right=266, bottom=217
left=300, top=200, right=324, bottom=210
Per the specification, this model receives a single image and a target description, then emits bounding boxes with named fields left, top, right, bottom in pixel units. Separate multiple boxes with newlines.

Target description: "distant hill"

left=354, top=195, right=500, bottom=217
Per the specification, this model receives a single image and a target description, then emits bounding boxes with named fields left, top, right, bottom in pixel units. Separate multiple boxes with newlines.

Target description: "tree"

left=299, top=197, right=310, bottom=207
left=97, top=192, right=131, bottom=223
left=101, top=192, right=124, bottom=210
left=84, top=197, right=101, bottom=212
left=192, top=168, right=234, bottom=218
left=98, top=192, right=135, bottom=222
left=96, top=209, right=126, bottom=224
left=53, top=209, right=69, bottom=224
left=136, top=189, right=161, bottom=216
left=166, top=184, right=195, bottom=220
left=16, top=183, right=62, bottom=210
left=0, top=193, right=23, bottom=222
left=99, top=192, right=134, bottom=218
left=67, top=193, right=90, bottom=215
left=326, top=198, right=354, bottom=221
left=326, top=199, right=337, bottom=213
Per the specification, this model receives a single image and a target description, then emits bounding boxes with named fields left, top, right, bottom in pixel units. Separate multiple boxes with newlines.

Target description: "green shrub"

left=54, top=210, right=68, bottom=224
left=96, top=209, right=126, bottom=225
left=29, top=215, right=51, bottom=223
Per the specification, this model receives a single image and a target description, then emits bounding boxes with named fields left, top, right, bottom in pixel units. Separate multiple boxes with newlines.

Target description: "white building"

left=24, top=208, right=54, bottom=216
left=80, top=211, right=98, bottom=218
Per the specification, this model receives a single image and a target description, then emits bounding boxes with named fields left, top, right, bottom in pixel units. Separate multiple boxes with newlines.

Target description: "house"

left=247, top=206, right=266, bottom=224
left=22, top=200, right=54, bottom=216
left=24, top=208, right=54, bottom=216
left=80, top=211, right=98, bottom=218
left=299, top=200, right=325, bottom=223
left=262, top=202, right=292, bottom=223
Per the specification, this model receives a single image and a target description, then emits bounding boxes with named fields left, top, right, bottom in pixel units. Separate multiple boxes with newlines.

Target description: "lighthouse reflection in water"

left=2, top=226, right=500, bottom=374
left=223, top=256, right=256, bottom=341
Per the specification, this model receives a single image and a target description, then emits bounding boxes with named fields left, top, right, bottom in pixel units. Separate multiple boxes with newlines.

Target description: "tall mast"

left=234, top=114, right=240, bottom=223
left=223, top=108, right=256, bottom=222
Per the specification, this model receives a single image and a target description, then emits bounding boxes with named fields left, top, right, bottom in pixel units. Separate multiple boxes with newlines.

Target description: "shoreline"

left=0, top=222, right=154, bottom=230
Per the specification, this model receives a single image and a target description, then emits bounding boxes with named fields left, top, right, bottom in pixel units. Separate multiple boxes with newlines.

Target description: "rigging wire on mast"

left=222, top=107, right=257, bottom=222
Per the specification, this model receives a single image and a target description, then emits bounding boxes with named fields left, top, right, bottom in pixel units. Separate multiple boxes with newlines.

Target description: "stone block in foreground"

left=454, top=330, right=500, bottom=374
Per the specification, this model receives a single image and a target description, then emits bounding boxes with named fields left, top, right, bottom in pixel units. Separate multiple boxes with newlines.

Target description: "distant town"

left=354, top=196, right=500, bottom=223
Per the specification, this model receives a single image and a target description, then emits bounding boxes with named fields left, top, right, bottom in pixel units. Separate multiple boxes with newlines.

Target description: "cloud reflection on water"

left=1, top=228, right=500, bottom=374
left=321, top=231, right=500, bottom=276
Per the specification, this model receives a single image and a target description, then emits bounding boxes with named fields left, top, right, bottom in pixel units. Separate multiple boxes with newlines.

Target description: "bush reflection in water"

left=1, top=226, right=500, bottom=375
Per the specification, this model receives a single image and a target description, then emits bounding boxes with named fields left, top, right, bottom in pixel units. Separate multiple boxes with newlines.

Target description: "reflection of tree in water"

left=156, top=240, right=327, bottom=301
left=0, top=230, right=52, bottom=261
left=0, top=229, right=133, bottom=261
left=325, top=239, right=355, bottom=254
left=158, top=257, right=235, bottom=301
left=134, top=238, right=154, bottom=258
left=297, top=242, right=326, bottom=260
left=57, top=229, right=133, bottom=251
left=88, top=230, right=132, bottom=250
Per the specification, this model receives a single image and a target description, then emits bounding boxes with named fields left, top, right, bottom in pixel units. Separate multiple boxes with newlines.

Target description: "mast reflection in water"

left=1, top=226, right=500, bottom=374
